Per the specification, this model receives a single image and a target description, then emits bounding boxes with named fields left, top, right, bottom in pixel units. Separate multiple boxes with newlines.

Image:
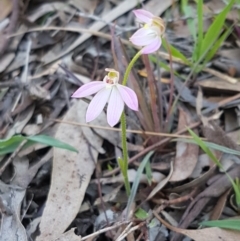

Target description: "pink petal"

left=141, top=37, right=161, bottom=54
left=107, top=86, right=124, bottom=127
left=133, top=9, right=153, bottom=24
left=129, top=28, right=156, bottom=46
left=86, top=87, right=111, bottom=123
left=71, top=81, right=105, bottom=98
left=117, top=85, right=138, bottom=111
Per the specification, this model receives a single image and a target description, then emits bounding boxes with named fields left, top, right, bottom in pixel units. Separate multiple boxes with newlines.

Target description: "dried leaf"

left=0, top=157, right=29, bottom=241
left=36, top=100, right=103, bottom=241
left=170, top=110, right=199, bottom=181
left=146, top=162, right=173, bottom=201
left=157, top=213, right=240, bottom=241
left=0, top=53, right=15, bottom=72
left=55, top=228, right=81, bottom=241
left=0, top=0, right=12, bottom=21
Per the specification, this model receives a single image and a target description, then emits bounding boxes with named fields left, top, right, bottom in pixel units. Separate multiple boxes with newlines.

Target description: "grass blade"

left=126, top=151, right=154, bottom=216
left=193, top=0, right=203, bottom=61
left=162, top=38, right=190, bottom=65
left=174, top=138, right=240, bottom=157
left=26, top=135, right=78, bottom=152
left=203, top=25, right=233, bottom=65
left=201, top=219, right=240, bottom=231
left=199, top=0, right=235, bottom=58
left=181, top=0, right=197, bottom=41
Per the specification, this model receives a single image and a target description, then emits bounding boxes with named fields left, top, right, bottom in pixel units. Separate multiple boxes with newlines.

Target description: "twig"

left=116, top=222, right=145, bottom=241
left=51, top=118, right=202, bottom=139
left=152, top=188, right=197, bottom=211
left=81, top=221, right=130, bottom=241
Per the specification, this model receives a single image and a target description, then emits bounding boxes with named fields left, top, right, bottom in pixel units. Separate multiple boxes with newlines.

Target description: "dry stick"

left=0, top=140, right=27, bottom=176
left=116, top=222, right=146, bottom=241
left=142, top=55, right=161, bottom=133
left=81, top=221, right=130, bottom=241
left=152, top=188, right=197, bottom=208
left=51, top=118, right=198, bottom=139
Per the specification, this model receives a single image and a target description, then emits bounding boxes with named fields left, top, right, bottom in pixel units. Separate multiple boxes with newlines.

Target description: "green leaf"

left=173, top=138, right=240, bottom=157
left=162, top=38, right=191, bottom=65
left=117, top=157, right=124, bottom=171
left=193, top=0, right=203, bottom=61
left=199, top=0, right=235, bottom=58
left=145, top=160, right=152, bottom=185
left=126, top=151, right=154, bottom=215
left=203, top=25, right=233, bottom=65
left=187, top=128, right=221, bottom=168
left=181, top=0, right=197, bottom=41
left=0, top=135, right=25, bottom=155
left=149, top=56, right=183, bottom=79
left=201, top=219, right=240, bottom=231
left=0, top=134, right=78, bottom=156
left=232, top=178, right=240, bottom=206
left=135, top=208, right=149, bottom=220
left=26, top=135, right=78, bottom=153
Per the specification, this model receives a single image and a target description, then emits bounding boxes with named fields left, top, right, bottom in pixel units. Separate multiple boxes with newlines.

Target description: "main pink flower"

left=129, top=9, right=165, bottom=54
left=72, top=68, right=138, bottom=127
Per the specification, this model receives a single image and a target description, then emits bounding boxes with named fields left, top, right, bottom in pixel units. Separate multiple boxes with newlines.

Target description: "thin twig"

left=51, top=118, right=200, bottom=139
left=116, top=222, right=145, bottom=241
left=81, top=221, right=130, bottom=241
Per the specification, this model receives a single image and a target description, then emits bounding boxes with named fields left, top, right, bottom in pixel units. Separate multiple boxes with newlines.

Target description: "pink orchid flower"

left=130, top=9, right=165, bottom=54
left=72, top=68, right=138, bottom=127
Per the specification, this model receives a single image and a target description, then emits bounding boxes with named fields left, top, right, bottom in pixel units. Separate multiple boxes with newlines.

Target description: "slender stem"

left=120, top=50, right=142, bottom=196
left=122, top=51, right=142, bottom=86
left=120, top=112, right=131, bottom=196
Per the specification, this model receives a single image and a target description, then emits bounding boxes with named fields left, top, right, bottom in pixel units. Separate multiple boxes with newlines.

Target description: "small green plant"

left=162, top=0, right=234, bottom=73
left=0, top=134, right=78, bottom=156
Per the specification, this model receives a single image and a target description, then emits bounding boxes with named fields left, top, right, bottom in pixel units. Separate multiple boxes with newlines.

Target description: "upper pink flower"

left=71, top=68, right=138, bottom=127
left=129, top=9, right=165, bottom=54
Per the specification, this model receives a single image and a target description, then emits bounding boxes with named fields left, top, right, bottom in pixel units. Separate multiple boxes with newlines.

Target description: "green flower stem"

left=120, top=51, right=142, bottom=196
left=122, top=51, right=142, bottom=86
left=120, top=112, right=131, bottom=196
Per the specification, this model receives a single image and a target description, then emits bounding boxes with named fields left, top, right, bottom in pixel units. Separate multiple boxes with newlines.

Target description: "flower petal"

left=86, top=87, right=111, bottom=123
left=141, top=37, right=161, bottom=54
left=107, top=86, right=124, bottom=127
left=129, top=28, right=156, bottom=46
left=117, top=85, right=138, bottom=111
left=133, top=9, right=153, bottom=24
left=71, top=81, right=105, bottom=98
